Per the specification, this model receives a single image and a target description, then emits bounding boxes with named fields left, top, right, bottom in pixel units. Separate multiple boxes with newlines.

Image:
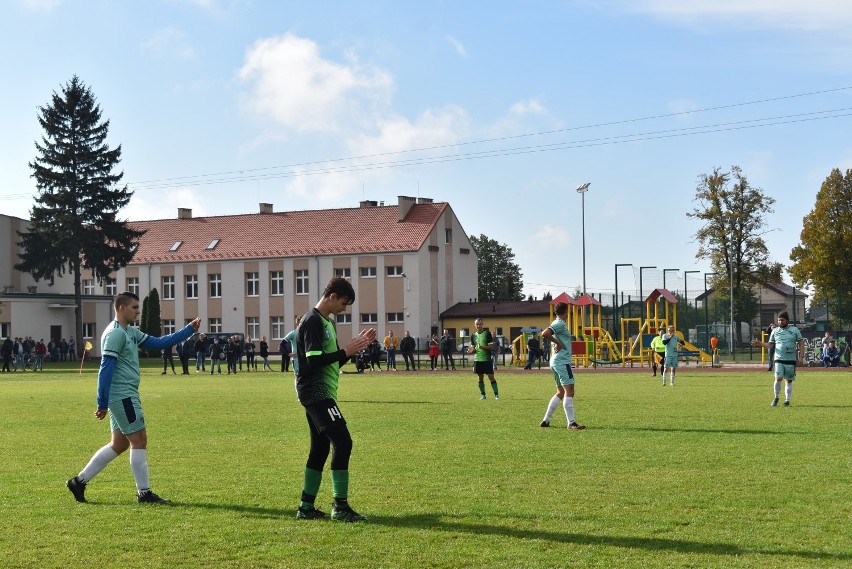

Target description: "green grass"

left=1, top=362, right=850, bottom=568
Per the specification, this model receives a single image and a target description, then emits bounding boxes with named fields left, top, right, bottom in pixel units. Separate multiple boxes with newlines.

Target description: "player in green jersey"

left=469, top=318, right=499, bottom=400
left=751, top=312, right=804, bottom=407
left=66, top=291, right=201, bottom=504
left=295, top=277, right=376, bottom=522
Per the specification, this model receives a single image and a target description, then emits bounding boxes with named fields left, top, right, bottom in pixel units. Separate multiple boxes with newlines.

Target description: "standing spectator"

left=845, top=332, right=852, bottom=367
left=225, top=337, right=238, bottom=375
left=60, top=338, right=69, bottom=362
left=64, top=291, right=201, bottom=505
left=161, top=344, right=176, bottom=375
left=293, top=276, right=375, bottom=522
left=245, top=338, right=256, bottom=370
left=194, top=334, right=207, bottom=372
left=751, top=311, right=804, bottom=407
left=280, top=336, right=291, bottom=373
left=650, top=329, right=666, bottom=379
left=428, top=334, right=440, bottom=371
left=539, top=302, right=585, bottom=429
left=283, top=315, right=301, bottom=375
left=259, top=336, right=272, bottom=371
left=235, top=336, right=245, bottom=371
left=384, top=330, right=399, bottom=371
left=822, top=341, right=840, bottom=367
left=1, top=337, right=13, bottom=372
left=209, top=339, right=223, bottom=375
left=35, top=339, right=47, bottom=371
left=469, top=318, right=498, bottom=400
left=400, top=331, right=416, bottom=371
left=68, top=338, right=77, bottom=361
left=524, top=335, right=540, bottom=370
left=440, top=329, right=456, bottom=370
left=14, top=338, right=25, bottom=371
left=368, top=339, right=382, bottom=371
left=178, top=340, right=192, bottom=375
left=491, top=335, right=500, bottom=375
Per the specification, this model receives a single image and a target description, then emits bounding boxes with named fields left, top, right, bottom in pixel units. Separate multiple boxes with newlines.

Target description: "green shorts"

left=664, top=355, right=679, bottom=369
left=773, top=362, right=797, bottom=381
left=108, top=395, right=146, bottom=434
left=551, top=362, right=575, bottom=386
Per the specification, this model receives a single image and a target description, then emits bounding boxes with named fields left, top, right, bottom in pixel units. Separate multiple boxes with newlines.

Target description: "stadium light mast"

left=684, top=270, right=700, bottom=338
left=576, top=182, right=591, bottom=294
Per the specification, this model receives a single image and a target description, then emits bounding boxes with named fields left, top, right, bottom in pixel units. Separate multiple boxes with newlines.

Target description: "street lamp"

left=684, top=270, right=700, bottom=338
left=576, top=182, right=591, bottom=293
left=722, top=216, right=736, bottom=358
left=639, top=266, right=656, bottom=324
left=614, top=263, right=632, bottom=335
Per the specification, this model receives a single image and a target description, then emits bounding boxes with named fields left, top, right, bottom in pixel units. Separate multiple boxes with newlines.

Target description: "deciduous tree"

left=789, top=168, right=852, bottom=328
left=469, top=234, right=525, bottom=301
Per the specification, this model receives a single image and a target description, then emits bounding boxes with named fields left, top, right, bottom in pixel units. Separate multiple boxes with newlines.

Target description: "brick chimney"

left=398, top=195, right=416, bottom=221
left=178, top=208, right=192, bottom=219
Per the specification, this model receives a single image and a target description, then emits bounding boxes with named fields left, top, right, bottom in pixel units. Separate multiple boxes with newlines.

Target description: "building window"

left=209, top=274, right=222, bottom=298
left=461, top=328, right=470, bottom=339
left=169, top=241, right=182, bottom=252
left=270, top=271, right=284, bottom=296
left=334, top=267, right=351, bottom=279
left=185, top=275, right=198, bottom=299
left=246, top=272, right=260, bottom=297
left=127, top=277, right=139, bottom=296
left=206, top=239, right=220, bottom=250
left=295, top=270, right=309, bottom=295
left=445, top=228, right=452, bottom=244
left=387, top=312, right=404, bottom=323
left=460, top=248, right=470, bottom=255
left=162, top=276, right=175, bottom=300
left=82, top=279, right=94, bottom=295
left=359, top=267, right=377, bottom=278
left=209, top=318, right=222, bottom=333
left=271, top=316, right=286, bottom=339
left=360, top=313, right=378, bottom=324
left=162, top=319, right=175, bottom=334
left=0, top=323, right=9, bottom=339
left=386, top=266, right=404, bottom=277
left=495, top=327, right=503, bottom=336
left=246, top=317, right=260, bottom=340
left=82, top=323, right=95, bottom=339
left=336, top=313, right=352, bottom=324
left=105, top=279, right=117, bottom=296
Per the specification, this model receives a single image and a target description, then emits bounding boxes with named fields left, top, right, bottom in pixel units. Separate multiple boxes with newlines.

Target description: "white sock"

left=563, top=396, right=575, bottom=424
left=544, top=395, right=561, bottom=422
left=78, top=444, right=119, bottom=483
left=670, top=371, right=675, bottom=384
left=774, top=381, right=782, bottom=398
left=785, top=382, right=793, bottom=402
left=129, top=448, right=150, bottom=491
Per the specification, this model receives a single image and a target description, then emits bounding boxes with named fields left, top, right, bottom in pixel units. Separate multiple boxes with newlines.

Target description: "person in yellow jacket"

left=383, top=330, right=400, bottom=371
left=650, top=329, right=666, bottom=380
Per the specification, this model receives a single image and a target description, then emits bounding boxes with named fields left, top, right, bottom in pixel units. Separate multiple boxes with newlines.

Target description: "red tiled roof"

left=646, top=288, right=679, bottom=304
left=127, top=202, right=448, bottom=264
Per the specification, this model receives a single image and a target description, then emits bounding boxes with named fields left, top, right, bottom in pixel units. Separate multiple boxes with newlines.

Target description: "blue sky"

left=2, top=0, right=851, bottom=303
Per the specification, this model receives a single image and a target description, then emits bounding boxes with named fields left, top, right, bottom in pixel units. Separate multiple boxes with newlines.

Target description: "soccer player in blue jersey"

left=662, top=325, right=686, bottom=386
left=539, top=302, right=585, bottom=430
left=66, top=291, right=201, bottom=504
left=751, top=312, right=803, bottom=407
left=295, top=277, right=376, bottom=522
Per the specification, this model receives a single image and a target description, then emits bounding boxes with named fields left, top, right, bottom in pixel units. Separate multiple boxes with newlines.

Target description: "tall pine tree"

left=16, top=76, right=144, bottom=357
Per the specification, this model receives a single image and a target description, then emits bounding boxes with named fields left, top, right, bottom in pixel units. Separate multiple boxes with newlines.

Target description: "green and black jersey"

left=295, top=308, right=345, bottom=405
left=471, top=330, right=493, bottom=362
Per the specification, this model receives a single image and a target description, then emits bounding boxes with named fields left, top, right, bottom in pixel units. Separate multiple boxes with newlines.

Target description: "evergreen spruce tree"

left=16, top=76, right=144, bottom=357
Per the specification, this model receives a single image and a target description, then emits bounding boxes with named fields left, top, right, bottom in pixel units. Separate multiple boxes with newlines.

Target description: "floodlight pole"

left=684, top=270, right=700, bottom=338
left=576, top=182, right=591, bottom=294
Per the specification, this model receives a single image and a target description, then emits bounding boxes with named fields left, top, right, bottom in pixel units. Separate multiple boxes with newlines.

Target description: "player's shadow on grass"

left=176, top=501, right=293, bottom=520
left=612, top=426, right=786, bottom=435
left=369, top=513, right=849, bottom=562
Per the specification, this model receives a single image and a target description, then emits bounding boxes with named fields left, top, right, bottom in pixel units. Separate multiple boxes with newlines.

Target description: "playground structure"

left=512, top=288, right=712, bottom=368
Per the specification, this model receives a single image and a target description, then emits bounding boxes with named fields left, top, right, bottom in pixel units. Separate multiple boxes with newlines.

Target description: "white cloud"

left=531, top=224, right=571, bottom=247
left=621, top=0, right=852, bottom=32
left=510, top=99, right=546, bottom=116
left=446, top=35, right=469, bottom=58
left=125, top=187, right=207, bottom=221
left=488, top=98, right=561, bottom=138
left=140, top=27, right=196, bottom=60
left=346, top=106, right=468, bottom=157
left=238, top=33, right=394, bottom=133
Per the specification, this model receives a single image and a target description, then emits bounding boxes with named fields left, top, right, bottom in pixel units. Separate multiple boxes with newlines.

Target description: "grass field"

left=1, top=362, right=850, bottom=568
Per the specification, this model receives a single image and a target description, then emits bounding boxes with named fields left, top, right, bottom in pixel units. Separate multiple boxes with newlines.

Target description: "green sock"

left=478, top=381, right=485, bottom=395
left=300, top=467, right=323, bottom=509
left=491, top=381, right=499, bottom=397
left=331, top=469, right=349, bottom=501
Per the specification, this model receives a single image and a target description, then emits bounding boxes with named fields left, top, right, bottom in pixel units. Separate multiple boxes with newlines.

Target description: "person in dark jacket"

left=400, top=331, right=416, bottom=371
left=162, top=344, right=176, bottom=375
left=178, top=340, right=192, bottom=375
left=209, top=339, right=223, bottom=375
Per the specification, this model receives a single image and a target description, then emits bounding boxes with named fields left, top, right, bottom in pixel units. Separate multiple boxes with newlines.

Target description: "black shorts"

left=304, top=398, right=347, bottom=433
left=474, top=361, right=494, bottom=375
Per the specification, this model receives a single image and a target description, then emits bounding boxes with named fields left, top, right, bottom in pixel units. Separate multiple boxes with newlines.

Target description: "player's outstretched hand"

left=189, top=317, right=202, bottom=330
left=750, top=338, right=760, bottom=347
